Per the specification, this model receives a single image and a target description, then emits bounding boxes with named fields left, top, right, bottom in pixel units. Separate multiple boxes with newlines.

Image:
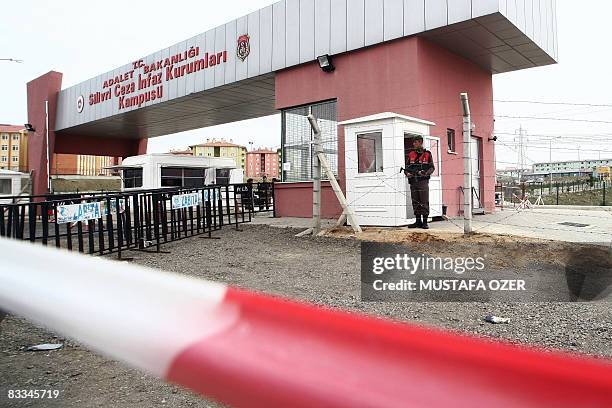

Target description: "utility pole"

left=549, top=138, right=553, bottom=193
left=45, top=100, right=53, bottom=194
left=519, top=126, right=523, bottom=180
left=514, top=125, right=527, bottom=183
left=461, top=93, right=472, bottom=234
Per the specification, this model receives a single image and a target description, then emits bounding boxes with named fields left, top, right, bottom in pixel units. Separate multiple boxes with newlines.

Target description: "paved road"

left=436, top=208, right=612, bottom=244
left=253, top=208, right=612, bottom=244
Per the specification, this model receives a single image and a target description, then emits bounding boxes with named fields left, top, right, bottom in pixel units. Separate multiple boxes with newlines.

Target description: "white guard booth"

left=341, top=113, right=442, bottom=227
left=0, top=169, right=25, bottom=204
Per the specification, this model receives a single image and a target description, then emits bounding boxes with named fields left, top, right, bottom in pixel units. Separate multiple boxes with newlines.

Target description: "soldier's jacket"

left=405, top=148, right=435, bottom=184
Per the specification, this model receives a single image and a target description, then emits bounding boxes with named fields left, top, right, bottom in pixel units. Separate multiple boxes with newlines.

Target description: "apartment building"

left=246, top=148, right=279, bottom=180
left=533, top=158, right=612, bottom=177
left=190, top=139, right=247, bottom=170
left=52, top=154, right=118, bottom=176
left=0, top=125, right=27, bottom=172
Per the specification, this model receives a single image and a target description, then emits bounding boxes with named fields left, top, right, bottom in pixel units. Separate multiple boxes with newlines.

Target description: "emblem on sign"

left=237, top=34, right=250, bottom=62
left=77, top=95, right=84, bottom=113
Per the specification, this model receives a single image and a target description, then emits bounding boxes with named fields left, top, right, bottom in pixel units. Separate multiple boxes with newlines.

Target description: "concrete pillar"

left=26, top=71, right=63, bottom=197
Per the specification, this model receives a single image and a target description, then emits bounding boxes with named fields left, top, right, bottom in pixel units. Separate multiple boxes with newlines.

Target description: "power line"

left=496, top=138, right=538, bottom=165
left=494, top=99, right=612, bottom=108
left=494, top=142, right=612, bottom=154
left=495, top=115, right=612, bottom=124
left=494, top=131, right=612, bottom=139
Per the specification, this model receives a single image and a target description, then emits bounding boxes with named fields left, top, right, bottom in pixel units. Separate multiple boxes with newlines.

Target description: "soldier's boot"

left=421, top=214, right=430, bottom=229
left=408, top=215, right=422, bottom=228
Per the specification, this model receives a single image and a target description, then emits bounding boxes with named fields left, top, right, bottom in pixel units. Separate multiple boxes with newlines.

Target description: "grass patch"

left=542, top=188, right=610, bottom=206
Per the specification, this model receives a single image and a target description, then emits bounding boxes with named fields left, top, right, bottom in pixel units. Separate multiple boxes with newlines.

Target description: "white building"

left=110, top=154, right=243, bottom=191
left=532, top=159, right=612, bottom=177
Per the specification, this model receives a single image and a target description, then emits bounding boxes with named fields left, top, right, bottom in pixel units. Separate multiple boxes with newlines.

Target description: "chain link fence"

left=281, top=100, right=337, bottom=182
left=496, top=180, right=608, bottom=207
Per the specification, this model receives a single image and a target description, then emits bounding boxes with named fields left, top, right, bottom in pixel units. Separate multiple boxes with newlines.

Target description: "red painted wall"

left=275, top=36, right=495, bottom=217
left=415, top=39, right=495, bottom=214
left=274, top=182, right=342, bottom=219
left=27, top=71, right=148, bottom=196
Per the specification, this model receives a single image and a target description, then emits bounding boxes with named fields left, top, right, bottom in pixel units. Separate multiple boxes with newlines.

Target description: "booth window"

left=357, top=132, right=383, bottom=173
left=0, top=179, right=10, bottom=194
left=122, top=168, right=143, bottom=188
left=281, top=100, right=337, bottom=182
left=447, top=128, right=456, bottom=152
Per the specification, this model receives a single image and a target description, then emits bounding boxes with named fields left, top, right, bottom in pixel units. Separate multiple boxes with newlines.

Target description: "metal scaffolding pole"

left=297, top=114, right=361, bottom=236
left=461, top=93, right=472, bottom=234
left=311, top=117, right=322, bottom=236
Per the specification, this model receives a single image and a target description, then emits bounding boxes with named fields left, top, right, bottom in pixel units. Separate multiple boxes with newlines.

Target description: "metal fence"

left=281, top=100, right=338, bottom=182
left=496, top=180, right=608, bottom=207
left=0, top=182, right=275, bottom=258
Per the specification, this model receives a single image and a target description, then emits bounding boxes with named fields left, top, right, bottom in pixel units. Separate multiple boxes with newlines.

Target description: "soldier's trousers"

left=410, top=179, right=430, bottom=216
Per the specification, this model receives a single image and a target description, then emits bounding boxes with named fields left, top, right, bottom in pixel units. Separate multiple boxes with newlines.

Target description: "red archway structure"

left=27, top=1, right=557, bottom=217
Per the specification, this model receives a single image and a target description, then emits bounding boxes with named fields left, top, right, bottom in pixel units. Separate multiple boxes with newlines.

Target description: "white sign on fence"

left=56, top=199, right=126, bottom=224
left=203, top=189, right=219, bottom=202
left=100, top=199, right=125, bottom=216
left=171, top=193, right=201, bottom=209
left=57, top=202, right=102, bottom=224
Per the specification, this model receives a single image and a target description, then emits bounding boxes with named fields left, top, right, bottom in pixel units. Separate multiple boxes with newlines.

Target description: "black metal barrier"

left=0, top=183, right=275, bottom=257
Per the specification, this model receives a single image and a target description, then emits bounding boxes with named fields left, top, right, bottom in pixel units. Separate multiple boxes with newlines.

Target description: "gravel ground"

left=1, top=224, right=611, bottom=407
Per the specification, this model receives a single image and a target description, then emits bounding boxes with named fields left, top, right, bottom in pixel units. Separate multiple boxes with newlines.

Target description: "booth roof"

left=338, top=112, right=436, bottom=127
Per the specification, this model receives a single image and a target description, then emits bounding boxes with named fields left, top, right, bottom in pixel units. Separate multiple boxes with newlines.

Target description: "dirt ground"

left=1, top=224, right=611, bottom=407
left=324, top=226, right=611, bottom=270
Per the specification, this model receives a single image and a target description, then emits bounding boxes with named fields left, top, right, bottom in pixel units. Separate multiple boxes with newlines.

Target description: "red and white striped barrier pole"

left=1, top=239, right=611, bottom=407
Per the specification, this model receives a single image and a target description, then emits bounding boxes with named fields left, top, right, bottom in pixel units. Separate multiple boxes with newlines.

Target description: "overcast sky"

left=2, top=1, right=611, bottom=169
